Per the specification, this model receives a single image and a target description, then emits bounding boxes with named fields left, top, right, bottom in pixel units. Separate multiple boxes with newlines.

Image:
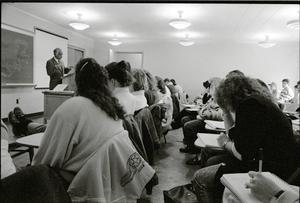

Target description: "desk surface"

left=194, top=137, right=225, bottom=152
left=205, top=124, right=226, bottom=132
left=16, top=133, right=44, bottom=148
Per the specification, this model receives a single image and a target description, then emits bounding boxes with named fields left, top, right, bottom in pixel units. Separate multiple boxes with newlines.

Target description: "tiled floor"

left=6, top=116, right=201, bottom=203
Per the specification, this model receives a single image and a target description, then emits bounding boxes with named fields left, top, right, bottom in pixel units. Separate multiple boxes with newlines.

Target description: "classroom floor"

left=5, top=116, right=200, bottom=203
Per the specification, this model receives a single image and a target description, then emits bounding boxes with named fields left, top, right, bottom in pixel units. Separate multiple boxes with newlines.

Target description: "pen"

left=259, top=148, right=263, bottom=173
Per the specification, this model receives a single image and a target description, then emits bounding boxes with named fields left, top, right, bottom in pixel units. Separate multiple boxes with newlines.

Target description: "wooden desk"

left=16, top=133, right=44, bottom=148
left=62, top=72, right=76, bottom=91
left=42, top=91, right=74, bottom=123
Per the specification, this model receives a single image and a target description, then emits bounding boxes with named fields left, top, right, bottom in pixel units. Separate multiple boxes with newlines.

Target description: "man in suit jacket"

left=46, top=48, right=71, bottom=90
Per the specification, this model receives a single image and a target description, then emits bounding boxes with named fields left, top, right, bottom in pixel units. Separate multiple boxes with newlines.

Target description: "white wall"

left=94, top=40, right=299, bottom=100
left=1, top=4, right=95, bottom=118
left=2, top=4, right=299, bottom=118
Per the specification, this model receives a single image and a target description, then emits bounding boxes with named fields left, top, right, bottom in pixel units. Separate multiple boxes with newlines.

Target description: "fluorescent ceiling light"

left=258, top=35, right=275, bottom=48
left=169, top=11, right=191, bottom=29
left=179, top=34, right=194, bottom=46
left=108, top=34, right=122, bottom=46
left=69, top=13, right=89, bottom=30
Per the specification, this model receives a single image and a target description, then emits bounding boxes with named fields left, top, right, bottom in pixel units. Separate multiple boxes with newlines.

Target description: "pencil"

left=259, top=148, right=263, bottom=173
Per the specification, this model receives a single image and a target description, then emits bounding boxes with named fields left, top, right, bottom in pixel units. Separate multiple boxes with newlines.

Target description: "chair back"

left=123, top=115, right=148, bottom=162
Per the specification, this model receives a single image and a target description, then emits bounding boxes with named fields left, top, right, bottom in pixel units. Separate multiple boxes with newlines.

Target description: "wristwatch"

left=270, top=190, right=285, bottom=203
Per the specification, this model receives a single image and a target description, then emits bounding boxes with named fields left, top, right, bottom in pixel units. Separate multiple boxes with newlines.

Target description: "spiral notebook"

left=221, top=172, right=299, bottom=203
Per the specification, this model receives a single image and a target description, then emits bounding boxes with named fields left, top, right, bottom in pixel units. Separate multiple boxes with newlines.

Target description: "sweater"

left=33, top=96, right=155, bottom=202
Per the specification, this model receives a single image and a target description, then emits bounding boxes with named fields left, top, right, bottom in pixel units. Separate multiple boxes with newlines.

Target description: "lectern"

left=62, top=72, right=76, bottom=91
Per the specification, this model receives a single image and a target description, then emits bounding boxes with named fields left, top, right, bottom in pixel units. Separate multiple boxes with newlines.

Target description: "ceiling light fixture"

left=287, top=11, right=299, bottom=30
left=179, top=34, right=194, bottom=46
left=108, top=34, right=122, bottom=46
left=258, top=35, right=275, bottom=48
left=69, top=13, right=89, bottom=30
left=169, top=11, right=191, bottom=29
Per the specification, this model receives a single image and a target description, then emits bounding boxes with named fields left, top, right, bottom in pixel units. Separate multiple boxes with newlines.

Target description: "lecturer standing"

left=46, top=48, right=71, bottom=90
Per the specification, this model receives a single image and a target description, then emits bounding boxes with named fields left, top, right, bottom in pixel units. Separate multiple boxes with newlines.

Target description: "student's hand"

left=217, top=132, right=230, bottom=147
left=245, top=171, right=282, bottom=203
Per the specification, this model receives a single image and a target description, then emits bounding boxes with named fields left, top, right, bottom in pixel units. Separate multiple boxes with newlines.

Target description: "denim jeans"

left=192, top=164, right=223, bottom=203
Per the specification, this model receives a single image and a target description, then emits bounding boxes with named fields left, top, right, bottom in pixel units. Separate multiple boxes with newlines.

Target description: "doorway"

left=109, top=50, right=144, bottom=69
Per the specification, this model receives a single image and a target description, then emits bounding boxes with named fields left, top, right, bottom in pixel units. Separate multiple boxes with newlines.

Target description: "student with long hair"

left=33, top=58, right=155, bottom=202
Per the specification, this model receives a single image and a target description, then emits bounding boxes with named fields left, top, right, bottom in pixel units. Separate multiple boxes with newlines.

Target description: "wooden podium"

left=42, top=91, right=74, bottom=123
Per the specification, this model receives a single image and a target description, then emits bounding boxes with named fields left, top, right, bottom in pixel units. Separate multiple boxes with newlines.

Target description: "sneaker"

left=186, top=156, right=202, bottom=165
left=13, top=107, right=25, bottom=120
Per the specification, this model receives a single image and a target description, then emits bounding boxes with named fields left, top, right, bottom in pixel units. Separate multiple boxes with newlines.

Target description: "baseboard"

left=2, top=112, right=44, bottom=123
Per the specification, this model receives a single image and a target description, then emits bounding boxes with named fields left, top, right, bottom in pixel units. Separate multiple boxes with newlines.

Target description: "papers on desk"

left=182, top=104, right=196, bottom=108
left=292, top=119, right=299, bottom=126
left=221, top=172, right=299, bottom=203
left=204, top=120, right=225, bottom=130
left=196, top=133, right=221, bottom=148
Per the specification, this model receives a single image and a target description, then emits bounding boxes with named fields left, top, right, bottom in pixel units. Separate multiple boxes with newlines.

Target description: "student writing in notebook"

left=245, top=171, right=299, bottom=203
left=192, top=76, right=300, bottom=203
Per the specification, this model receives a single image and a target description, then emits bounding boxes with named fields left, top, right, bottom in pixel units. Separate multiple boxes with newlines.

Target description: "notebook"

left=204, top=120, right=225, bottom=130
left=220, top=172, right=299, bottom=203
left=196, top=133, right=221, bottom=148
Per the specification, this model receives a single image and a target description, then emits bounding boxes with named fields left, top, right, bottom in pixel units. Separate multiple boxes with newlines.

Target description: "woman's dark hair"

left=203, top=80, right=211, bottom=89
left=214, top=76, right=274, bottom=112
left=226, top=70, right=245, bottom=79
left=170, top=79, right=176, bottom=86
left=105, top=60, right=133, bottom=87
left=155, top=76, right=166, bottom=94
left=75, top=58, right=125, bottom=120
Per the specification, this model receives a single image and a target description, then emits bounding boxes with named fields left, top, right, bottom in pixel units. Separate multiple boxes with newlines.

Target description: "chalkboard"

left=1, top=28, right=34, bottom=84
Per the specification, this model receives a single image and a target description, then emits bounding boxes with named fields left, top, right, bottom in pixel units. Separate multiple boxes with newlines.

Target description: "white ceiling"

left=6, top=2, right=300, bottom=45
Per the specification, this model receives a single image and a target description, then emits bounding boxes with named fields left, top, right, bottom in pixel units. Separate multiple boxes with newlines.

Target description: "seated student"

left=268, top=82, right=279, bottom=101
left=131, top=69, right=149, bottom=112
left=170, top=79, right=183, bottom=96
left=8, top=107, right=47, bottom=136
left=164, top=78, right=177, bottom=96
left=179, top=77, right=223, bottom=161
left=33, top=58, right=156, bottom=202
left=144, top=70, right=160, bottom=106
left=291, top=83, right=299, bottom=105
left=1, top=120, right=16, bottom=179
left=192, top=76, right=300, bottom=203
left=169, top=80, right=211, bottom=130
left=105, top=60, right=136, bottom=115
left=278, top=78, right=294, bottom=103
left=156, top=76, right=173, bottom=135
left=245, top=171, right=299, bottom=203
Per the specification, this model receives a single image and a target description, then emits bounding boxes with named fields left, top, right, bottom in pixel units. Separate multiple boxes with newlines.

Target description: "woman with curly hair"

left=105, top=60, right=136, bottom=115
left=192, top=76, right=300, bottom=203
left=33, top=58, right=155, bottom=202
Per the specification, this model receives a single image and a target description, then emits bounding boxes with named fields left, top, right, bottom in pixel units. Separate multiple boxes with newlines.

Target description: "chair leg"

left=29, top=147, right=34, bottom=165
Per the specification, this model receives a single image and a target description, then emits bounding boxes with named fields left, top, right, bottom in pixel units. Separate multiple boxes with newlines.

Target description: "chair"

left=123, top=114, right=148, bottom=163
left=1, top=164, right=72, bottom=203
left=134, top=107, right=160, bottom=166
left=8, top=135, right=34, bottom=164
